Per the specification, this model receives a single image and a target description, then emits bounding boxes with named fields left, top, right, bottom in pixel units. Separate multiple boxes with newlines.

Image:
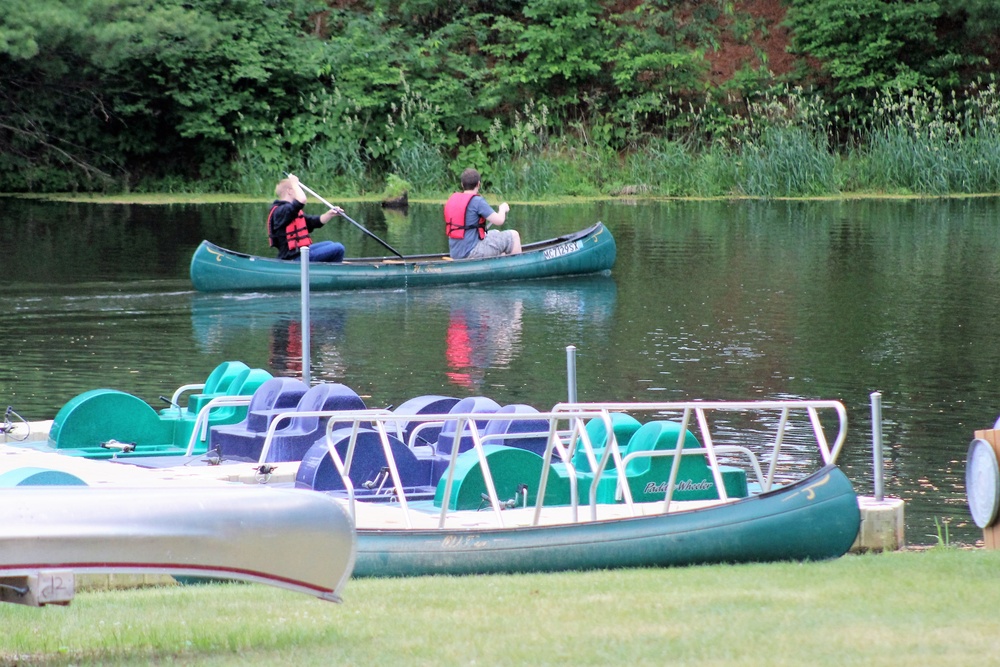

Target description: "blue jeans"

left=299, top=241, right=345, bottom=263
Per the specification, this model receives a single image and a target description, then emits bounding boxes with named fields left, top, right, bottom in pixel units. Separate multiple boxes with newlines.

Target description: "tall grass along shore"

left=232, top=84, right=1000, bottom=202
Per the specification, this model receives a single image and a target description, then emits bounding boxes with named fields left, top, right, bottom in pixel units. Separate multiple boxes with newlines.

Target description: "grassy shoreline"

left=3, top=548, right=997, bottom=666
left=6, top=190, right=1000, bottom=207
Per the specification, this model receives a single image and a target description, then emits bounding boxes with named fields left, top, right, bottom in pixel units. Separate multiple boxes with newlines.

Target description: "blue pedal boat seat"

left=482, top=404, right=550, bottom=456
left=429, top=396, right=502, bottom=481
left=209, top=377, right=309, bottom=461
left=258, top=383, right=367, bottom=463
left=389, top=395, right=460, bottom=448
left=296, top=428, right=435, bottom=500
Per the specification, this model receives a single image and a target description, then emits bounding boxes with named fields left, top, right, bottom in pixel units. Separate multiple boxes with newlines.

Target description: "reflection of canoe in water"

left=189, top=222, right=616, bottom=293
left=190, top=274, right=618, bottom=349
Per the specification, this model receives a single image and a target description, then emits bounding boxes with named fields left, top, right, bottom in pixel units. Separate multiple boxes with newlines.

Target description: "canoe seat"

left=482, top=404, right=550, bottom=456
left=209, top=377, right=309, bottom=460
left=296, top=428, right=435, bottom=500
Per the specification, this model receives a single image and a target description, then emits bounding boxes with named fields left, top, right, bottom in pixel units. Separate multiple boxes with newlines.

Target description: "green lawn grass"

left=3, top=549, right=998, bottom=666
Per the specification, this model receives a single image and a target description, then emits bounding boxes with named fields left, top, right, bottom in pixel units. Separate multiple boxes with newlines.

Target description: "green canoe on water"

left=189, top=222, right=616, bottom=293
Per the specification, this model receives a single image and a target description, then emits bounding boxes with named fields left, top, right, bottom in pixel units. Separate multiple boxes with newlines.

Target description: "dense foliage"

left=1, top=0, right=998, bottom=195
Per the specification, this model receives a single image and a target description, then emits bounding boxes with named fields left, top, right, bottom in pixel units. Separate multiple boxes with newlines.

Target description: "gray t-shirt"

left=448, top=195, right=495, bottom=259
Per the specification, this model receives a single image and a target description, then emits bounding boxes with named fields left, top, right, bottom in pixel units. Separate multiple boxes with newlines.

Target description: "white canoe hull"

left=0, top=485, right=356, bottom=602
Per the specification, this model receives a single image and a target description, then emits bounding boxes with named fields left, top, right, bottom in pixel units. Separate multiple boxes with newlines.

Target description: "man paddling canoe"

left=444, top=168, right=521, bottom=260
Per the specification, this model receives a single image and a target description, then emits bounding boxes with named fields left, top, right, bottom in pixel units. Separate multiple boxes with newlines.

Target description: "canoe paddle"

left=288, top=174, right=405, bottom=259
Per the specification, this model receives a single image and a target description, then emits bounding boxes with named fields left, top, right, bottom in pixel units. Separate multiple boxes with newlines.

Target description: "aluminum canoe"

left=0, top=485, right=356, bottom=601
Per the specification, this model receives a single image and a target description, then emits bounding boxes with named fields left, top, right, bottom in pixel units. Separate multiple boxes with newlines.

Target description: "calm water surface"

left=3, top=196, right=1000, bottom=546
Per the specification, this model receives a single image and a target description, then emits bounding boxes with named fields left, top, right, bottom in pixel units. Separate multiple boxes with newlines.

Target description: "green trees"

left=785, top=0, right=975, bottom=100
left=1, top=0, right=998, bottom=195
left=1, top=0, right=328, bottom=191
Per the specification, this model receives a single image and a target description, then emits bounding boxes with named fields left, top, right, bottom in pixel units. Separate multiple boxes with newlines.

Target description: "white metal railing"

left=312, top=399, right=847, bottom=530
left=180, top=397, right=846, bottom=528
left=256, top=408, right=400, bottom=464
left=165, top=382, right=207, bottom=415
left=183, top=395, right=254, bottom=455
left=553, top=400, right=847, bottom=493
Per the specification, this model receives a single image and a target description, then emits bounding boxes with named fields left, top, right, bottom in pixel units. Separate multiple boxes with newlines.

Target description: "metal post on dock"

left=300, top=246, right=311, bottom=384
left=871, top=391, right=884, bottom=502
left=566, top=345, right=577, bottom=403
left=852, top=390, right=905, bottom=552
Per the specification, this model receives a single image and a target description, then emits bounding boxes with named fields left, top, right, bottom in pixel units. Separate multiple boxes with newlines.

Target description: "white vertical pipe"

left=871, top=391, right=884, bottom=501
left=566, top=345, right=577, bottom=403
left=300, top=246, right=311, bottom=384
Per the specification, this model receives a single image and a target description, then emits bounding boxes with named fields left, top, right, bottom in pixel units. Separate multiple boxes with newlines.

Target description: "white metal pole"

left=871, top=391, right=884, bottom=501
left=566, top=345, right=577, bottom=403
left=300, top=246, right=311, bottom=384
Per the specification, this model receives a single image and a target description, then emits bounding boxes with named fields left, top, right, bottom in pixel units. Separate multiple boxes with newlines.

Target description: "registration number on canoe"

left=543, top=241, right=580, bottom=260
left=442, top=534, right=488, bottom=549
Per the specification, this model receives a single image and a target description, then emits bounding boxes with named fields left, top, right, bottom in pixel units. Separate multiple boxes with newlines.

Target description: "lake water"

left=2, top=195, right=999, bottom=546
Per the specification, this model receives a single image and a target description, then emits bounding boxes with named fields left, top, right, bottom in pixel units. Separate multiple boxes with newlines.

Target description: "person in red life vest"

left=267, top=173, right=346, bottom=262
left=444, top=168, right=521, bottom=260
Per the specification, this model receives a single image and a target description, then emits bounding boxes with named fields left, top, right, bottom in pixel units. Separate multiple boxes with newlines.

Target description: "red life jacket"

left=267, top=205, right=313, bottom=250
left=444, top=192, right=486, bottom=240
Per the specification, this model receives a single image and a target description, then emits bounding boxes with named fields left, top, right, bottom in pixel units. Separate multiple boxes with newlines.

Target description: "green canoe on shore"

left=350, top=465, right=860, bottom=577
left=190, top=222, right=616, bottom=293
